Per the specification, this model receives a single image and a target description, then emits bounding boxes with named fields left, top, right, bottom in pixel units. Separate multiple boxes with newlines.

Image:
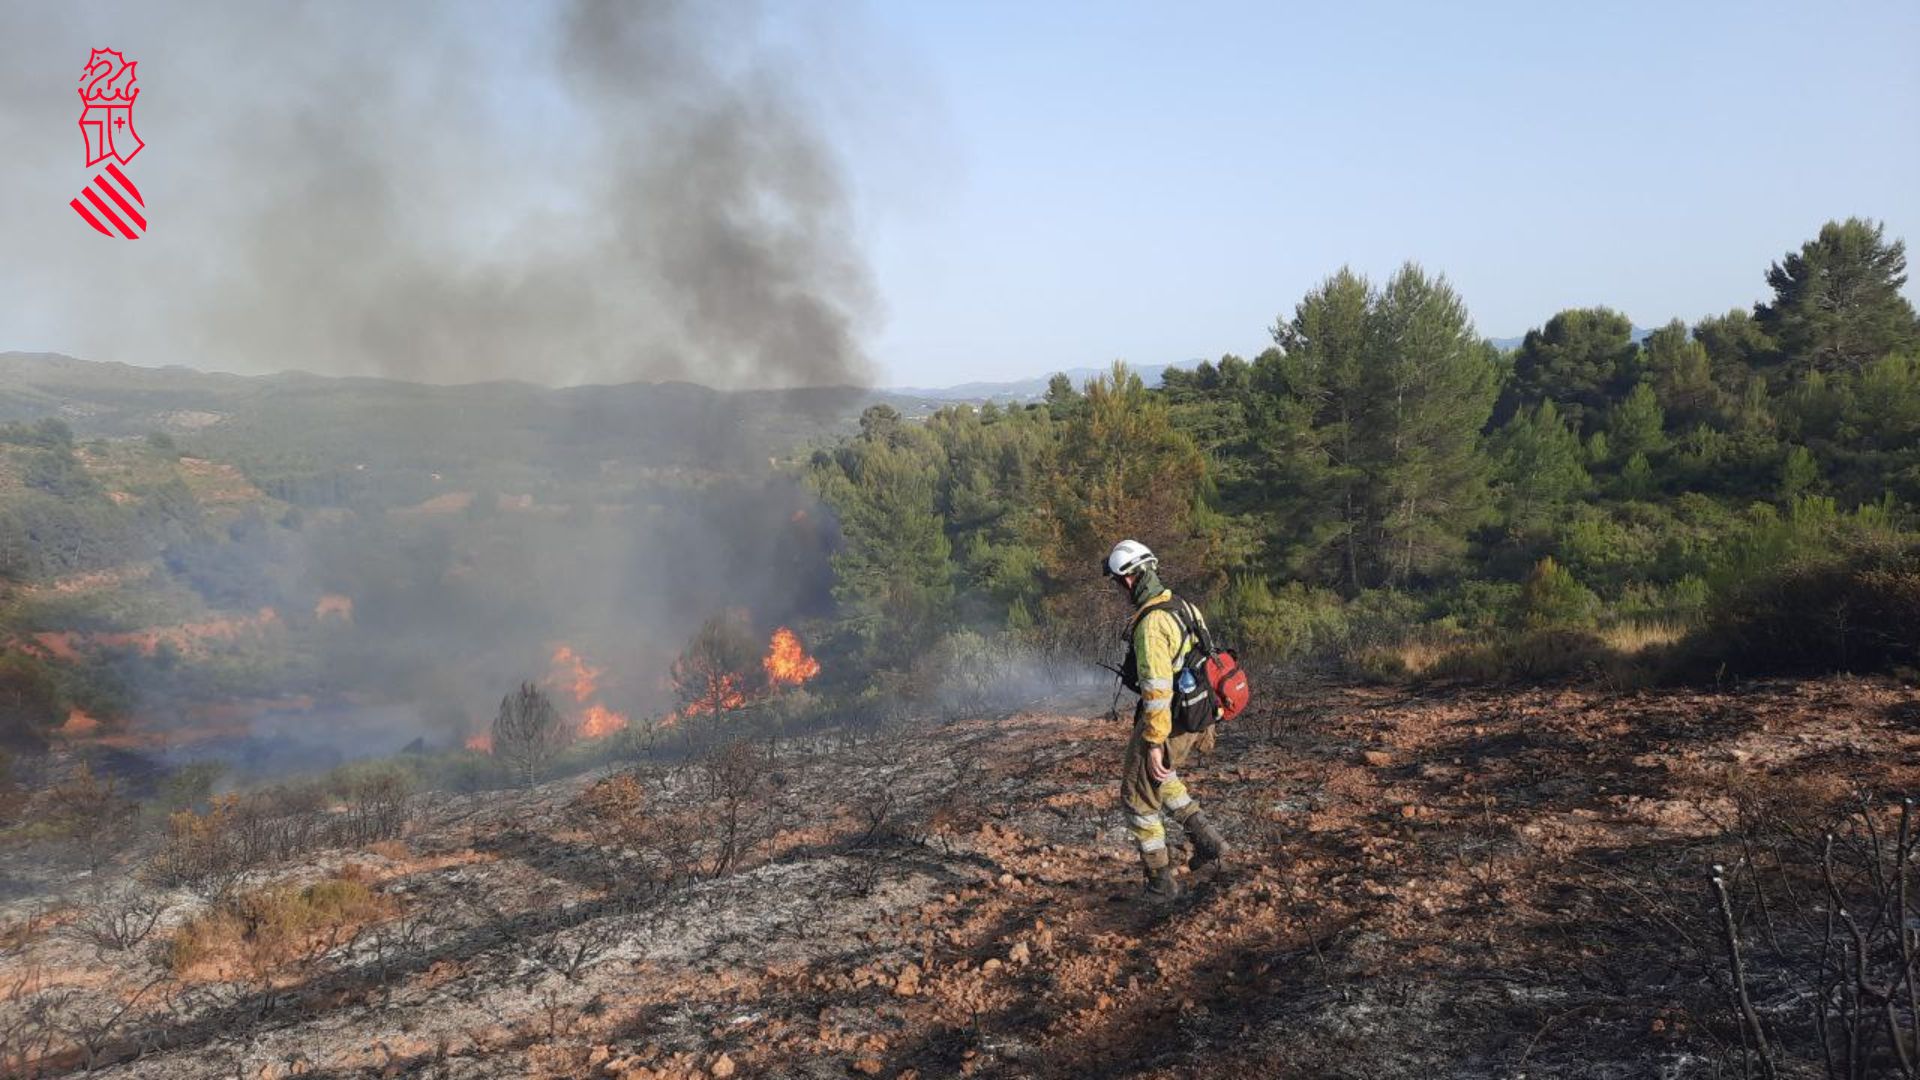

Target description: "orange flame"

left=466, top=732, right=493, bottom=753
left=762, top=627, right=819, bottom=688
left=579, top=703, right=626, bottom=739
left=548, top=644, right=628, bottom=739
left=314, top=594, right=353, bottom=622
left=682, top=672, right=747, bottom=717
left=551, top=645, right=599, bottom=704
left=59, top=708, right=100, bottom=737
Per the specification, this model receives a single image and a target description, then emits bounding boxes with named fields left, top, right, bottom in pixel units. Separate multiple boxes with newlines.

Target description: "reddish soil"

left=2, top=676, right=1915, bottom=1078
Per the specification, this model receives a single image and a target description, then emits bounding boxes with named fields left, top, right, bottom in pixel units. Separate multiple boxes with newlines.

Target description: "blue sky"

left=858, top=1, right=1920, bottom=384
left=0, top=1, right=1915, bottom=388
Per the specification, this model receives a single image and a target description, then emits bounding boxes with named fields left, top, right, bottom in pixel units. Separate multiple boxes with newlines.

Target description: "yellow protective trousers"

left=1119, top=707, right=1215, bottom=855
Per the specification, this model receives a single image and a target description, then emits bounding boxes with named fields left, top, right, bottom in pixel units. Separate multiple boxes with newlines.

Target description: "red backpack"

left=1120, top=596, right=1253, bottom=732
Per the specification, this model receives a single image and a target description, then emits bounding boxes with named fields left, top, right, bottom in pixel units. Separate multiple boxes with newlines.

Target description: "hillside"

left=0, top=677, right=1913, bottom=1077
left=0, top=353, right=948, bottom=487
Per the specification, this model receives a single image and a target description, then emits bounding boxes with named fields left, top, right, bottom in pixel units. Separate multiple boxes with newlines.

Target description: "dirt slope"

left=4, top=676, right=1916, bottom=1078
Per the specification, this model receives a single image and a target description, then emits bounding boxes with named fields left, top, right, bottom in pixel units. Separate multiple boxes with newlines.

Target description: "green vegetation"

left=1, top=217, right=1915, bottom=762
left=806, top=218, right=1920, bottom=684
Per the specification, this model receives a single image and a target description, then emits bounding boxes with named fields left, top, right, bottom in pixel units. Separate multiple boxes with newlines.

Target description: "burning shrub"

left=671, top=611, right=764, bottom=720
left=492, top=681, right=570, bottom=788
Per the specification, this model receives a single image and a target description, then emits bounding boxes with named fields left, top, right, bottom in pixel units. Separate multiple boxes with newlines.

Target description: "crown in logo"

left=79, top=48, right=139, bottom=105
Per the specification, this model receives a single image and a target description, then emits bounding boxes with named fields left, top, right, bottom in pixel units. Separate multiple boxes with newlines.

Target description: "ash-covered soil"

left=4, top=677, right=1917, bottom=1078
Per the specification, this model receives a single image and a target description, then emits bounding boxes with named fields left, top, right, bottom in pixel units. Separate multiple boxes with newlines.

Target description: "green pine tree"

left=1358, top=264, right=1501, bottom=587
left=1606, top=382, right=1668, bottom=462
left=1500, top=307, right=1640, bottom=432
left=1492, top=399, right=1591, bottom=538
left=1757, top=218, right=1920, bottom=375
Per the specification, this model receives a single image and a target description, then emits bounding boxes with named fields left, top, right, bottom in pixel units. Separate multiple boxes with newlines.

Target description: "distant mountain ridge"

left=1487, top=325, right=1657, bottom=352
left=889, top=363, right=1185, bottom=403
left=0, top=351, right=949, bottom=484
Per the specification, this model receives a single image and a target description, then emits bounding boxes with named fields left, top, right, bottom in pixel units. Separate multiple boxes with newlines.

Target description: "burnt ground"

left=2, top=676, right=1917, bottom=1079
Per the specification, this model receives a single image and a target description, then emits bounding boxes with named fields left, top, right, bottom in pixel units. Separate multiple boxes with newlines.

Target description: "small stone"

left=1009, top=942, right=1031, bottom=965
left=1399, top=804, right=1418, bottom=819
left=982, top=958, right=1003, bottom=972
left=854, top=1058, right=885, bottom=1076
left=997, top=872, right=1015, bottom=887
left=711, top=1053, right=736, bottom=1078
left=1361, top=750, right=1393, bottom=767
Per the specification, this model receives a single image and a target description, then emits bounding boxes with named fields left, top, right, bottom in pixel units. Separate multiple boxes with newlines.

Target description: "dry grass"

left=365, top=838, right=409, bottom=860
left=166, top=876, right=391, bottom=977
left=1597, top=619, right=1687, bottom=654
left=1387, top=637, right=1454, bottom=674
left=1348, top=635, right=1462, bottom=681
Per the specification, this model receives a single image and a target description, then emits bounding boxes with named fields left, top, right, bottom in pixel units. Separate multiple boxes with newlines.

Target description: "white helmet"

left=1103, top=539, right=1157, bottom=579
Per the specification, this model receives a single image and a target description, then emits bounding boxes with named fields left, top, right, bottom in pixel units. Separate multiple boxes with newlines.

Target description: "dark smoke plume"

left=0, top=1, right=876, bottom=388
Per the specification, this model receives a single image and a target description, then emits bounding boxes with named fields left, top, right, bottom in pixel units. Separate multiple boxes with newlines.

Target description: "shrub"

left=1688, top=535, right=1920, bottom=676
left=1426, top=628, right=1619, bottom=685
left=323, top=760, right=412, bottom=846
left=1427, top=580, right=1522, bottom=633
left=166, top=876, right=387, bottom=975
left=1519, top=557, right=1600, bottom=629
left=430, top=749, right=511, bottom=793
left=915, top=629, right=998, bottom=718
left=148, top=774, right=408, bottom=899
left=1211, top=576, right=1348, bottom=664
left=153, top=761, right=227, bottom=817
left=38, top=763, right=136, bottom=874
left=573, top=771, right=645, bottom=826
left=63, top=890, right=168, bottom=959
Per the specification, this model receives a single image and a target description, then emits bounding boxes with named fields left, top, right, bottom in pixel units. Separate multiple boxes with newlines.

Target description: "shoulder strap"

left=1134, top=595, right=1211, bottom=659
left=1128, top=597, right=1180, bottom=632
left=1179, top=598, right=1216, bottom=657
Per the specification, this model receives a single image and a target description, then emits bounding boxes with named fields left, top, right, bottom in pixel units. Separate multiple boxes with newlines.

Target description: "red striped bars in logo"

left=70, top=163, right=145, bottom=239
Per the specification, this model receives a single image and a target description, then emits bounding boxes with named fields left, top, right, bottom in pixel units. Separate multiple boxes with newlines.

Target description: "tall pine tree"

left=1757, top=218, right=1920, bottom=375
left=1256, top=265, right=1498, bottom=591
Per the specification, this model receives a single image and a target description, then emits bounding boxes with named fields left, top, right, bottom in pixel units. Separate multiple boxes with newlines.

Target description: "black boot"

left=1140, top=849, right=1180, bottom=903
left=1182, top=809, right=1228, bottom=870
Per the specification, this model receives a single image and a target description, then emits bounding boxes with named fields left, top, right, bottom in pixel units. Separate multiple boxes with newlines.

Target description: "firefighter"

left=1105, top=539, right=1228, bottom=902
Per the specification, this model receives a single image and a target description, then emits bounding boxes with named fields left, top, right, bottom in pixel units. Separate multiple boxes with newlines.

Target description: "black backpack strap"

left=1137, top=595, right=1209, bottom=661
left=1132, top=595, right=1217, bottom=666
left=1179, top=598, right=1216, bottom=657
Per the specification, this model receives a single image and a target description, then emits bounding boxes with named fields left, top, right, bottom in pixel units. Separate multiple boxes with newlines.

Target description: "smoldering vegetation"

left=24, top=469, right=842, bottom=771
left=0, top=0, right=885, bottom=388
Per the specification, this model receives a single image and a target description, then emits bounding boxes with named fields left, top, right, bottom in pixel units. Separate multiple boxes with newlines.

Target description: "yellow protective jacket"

left=1130, top=589, right=1205, bottom=746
